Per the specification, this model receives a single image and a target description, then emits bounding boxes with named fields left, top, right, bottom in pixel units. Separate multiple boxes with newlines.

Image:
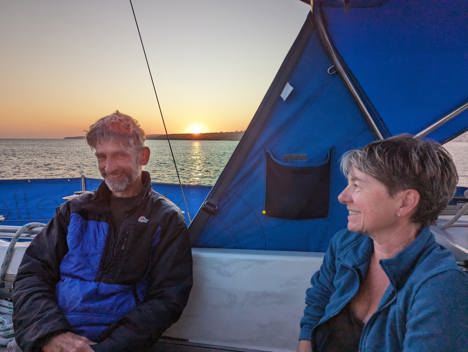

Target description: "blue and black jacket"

left=13, top=172, right=192, bottom=352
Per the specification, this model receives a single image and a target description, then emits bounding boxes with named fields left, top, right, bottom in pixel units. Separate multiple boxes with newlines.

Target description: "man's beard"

left=103, top=171, right=136, bottom=193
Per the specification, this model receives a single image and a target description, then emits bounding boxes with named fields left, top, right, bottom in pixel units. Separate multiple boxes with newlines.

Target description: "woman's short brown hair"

left=341, top=135, right=458, bottom=227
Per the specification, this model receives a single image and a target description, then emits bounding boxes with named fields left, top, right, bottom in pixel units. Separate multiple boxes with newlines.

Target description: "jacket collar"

left=380, top=227, right=434, bottom=289
left=340, top=234, right=373, bottom=274
left=340, top=227, right=434, bottom=289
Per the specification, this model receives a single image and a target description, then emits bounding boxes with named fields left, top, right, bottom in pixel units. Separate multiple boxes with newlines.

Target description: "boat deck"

left=152, top=339, right=263, bottom=352
left=0, top=338, right=263, bottom=352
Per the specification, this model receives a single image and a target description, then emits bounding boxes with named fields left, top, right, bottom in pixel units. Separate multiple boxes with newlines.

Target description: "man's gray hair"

left=86, top=111, right=146, bottom=148
left=341, top=135, right=458, bottom=227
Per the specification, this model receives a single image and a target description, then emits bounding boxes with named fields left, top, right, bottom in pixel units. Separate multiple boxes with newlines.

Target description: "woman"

left=297, top=135, right=467, bottom=352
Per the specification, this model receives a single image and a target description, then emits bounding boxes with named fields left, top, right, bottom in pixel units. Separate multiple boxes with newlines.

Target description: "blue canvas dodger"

left=189, top=0, right=467, bottom=252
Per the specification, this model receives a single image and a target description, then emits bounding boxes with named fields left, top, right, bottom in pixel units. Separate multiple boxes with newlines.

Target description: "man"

left=12, top=111, right=192, bottom=352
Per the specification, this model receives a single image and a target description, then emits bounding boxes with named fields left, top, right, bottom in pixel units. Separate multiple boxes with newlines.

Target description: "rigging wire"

left=312, top=1, right=384, bottom=140
left=129, top=0, right=192, bottom=222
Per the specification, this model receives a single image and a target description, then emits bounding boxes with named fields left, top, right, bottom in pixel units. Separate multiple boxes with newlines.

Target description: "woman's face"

left=338, top=167, right=401, bottom=237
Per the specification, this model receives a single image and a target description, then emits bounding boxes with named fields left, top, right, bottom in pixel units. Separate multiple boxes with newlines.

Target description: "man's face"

left=94, top=139, right=149, bottom=197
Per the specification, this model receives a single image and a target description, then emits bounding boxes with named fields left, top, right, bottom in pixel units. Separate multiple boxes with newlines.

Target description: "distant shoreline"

left=147, top=131, right=243, bottom=141
left=4, top=130, right=466, bottom=142
left=63, top=131, right=244, bottom=141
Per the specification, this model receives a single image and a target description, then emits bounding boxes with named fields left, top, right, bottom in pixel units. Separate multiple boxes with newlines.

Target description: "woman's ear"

left=397, top=189, right=420, bottom=218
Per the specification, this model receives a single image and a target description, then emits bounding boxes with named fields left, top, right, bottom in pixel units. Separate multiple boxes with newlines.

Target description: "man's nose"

left=101, top=158, right=117, bottom=173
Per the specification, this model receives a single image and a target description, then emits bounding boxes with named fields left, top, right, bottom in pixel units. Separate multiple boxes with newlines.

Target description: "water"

left=0, top=139, right=238, bottom=186
left=0, top=138, right=467, bottom=186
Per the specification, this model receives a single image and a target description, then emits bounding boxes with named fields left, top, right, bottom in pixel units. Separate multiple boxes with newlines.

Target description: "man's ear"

left=139, top=146, right=150, bottom=165
left=397, top=189, right=420, bottom=218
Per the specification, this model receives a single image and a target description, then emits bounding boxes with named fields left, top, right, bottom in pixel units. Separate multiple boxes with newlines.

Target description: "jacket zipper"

left=120, top=236, right=128, bottom=251
left=97, top=220, right=116, bottom=280
left=313, top=266, right=361, bottom=335
left=358, top=288, right=396, bottom=351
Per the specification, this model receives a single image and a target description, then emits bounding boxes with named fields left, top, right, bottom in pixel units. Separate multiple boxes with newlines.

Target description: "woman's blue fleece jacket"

left=299, top=227, right=467, bottom=351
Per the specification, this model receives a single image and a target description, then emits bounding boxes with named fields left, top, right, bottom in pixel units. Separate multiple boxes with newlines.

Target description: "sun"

left=186, top=123, right=206, bottom=135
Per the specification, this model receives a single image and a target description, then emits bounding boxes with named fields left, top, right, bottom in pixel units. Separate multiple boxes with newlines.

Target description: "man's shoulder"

left=148, top=191, right=185, bottom=222
left=58, top=191, right=96, bottom=213
left=149, top=190, right=178, bottom=208
left=67, top=191, right=95, bottom=203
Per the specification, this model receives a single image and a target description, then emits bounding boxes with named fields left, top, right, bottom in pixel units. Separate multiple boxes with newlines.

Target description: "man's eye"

left=116, top=153, right=128, bottom=159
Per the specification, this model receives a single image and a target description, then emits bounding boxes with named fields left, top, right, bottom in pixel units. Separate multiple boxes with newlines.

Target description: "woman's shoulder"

left=407, top=234, right=466, bottom=292
left=419, top=229, right=460, bottom=268
left=407, top=264, right=467, bottom=310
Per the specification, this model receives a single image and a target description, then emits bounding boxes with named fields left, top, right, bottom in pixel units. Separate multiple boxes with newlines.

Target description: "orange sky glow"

left=0, top=1, right=309, bottom=138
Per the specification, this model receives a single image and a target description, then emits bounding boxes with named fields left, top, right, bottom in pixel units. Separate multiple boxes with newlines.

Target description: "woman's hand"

left=296, top=340, right=312, bottom=352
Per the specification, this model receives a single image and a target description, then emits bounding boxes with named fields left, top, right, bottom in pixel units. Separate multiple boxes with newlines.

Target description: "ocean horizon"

left=0, top=138, right=467, bottom=187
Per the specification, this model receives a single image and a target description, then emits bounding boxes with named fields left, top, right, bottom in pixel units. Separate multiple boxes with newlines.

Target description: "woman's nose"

left=338, top=187, right=349, bottom=204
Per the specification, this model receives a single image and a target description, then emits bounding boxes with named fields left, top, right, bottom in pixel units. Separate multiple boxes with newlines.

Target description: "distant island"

left=147, top=131, right=244, bottom=141
left=64, top=131, right=244, bottom=141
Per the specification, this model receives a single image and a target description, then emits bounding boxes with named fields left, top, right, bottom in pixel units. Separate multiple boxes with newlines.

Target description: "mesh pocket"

left=264, top=150, right=331, bottom=219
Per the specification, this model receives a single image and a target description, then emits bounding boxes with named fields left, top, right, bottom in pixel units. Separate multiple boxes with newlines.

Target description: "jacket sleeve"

left=403, top=269, right=468, bottom=352
left=298, top=231, right=340, bottom=341
left=12, top=206, right=72, bottom=352
left=93, top=210, right=192, bottom=352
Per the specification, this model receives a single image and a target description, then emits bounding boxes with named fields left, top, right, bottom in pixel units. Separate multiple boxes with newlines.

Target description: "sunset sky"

left=0, top=0, right=309, bottom=138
